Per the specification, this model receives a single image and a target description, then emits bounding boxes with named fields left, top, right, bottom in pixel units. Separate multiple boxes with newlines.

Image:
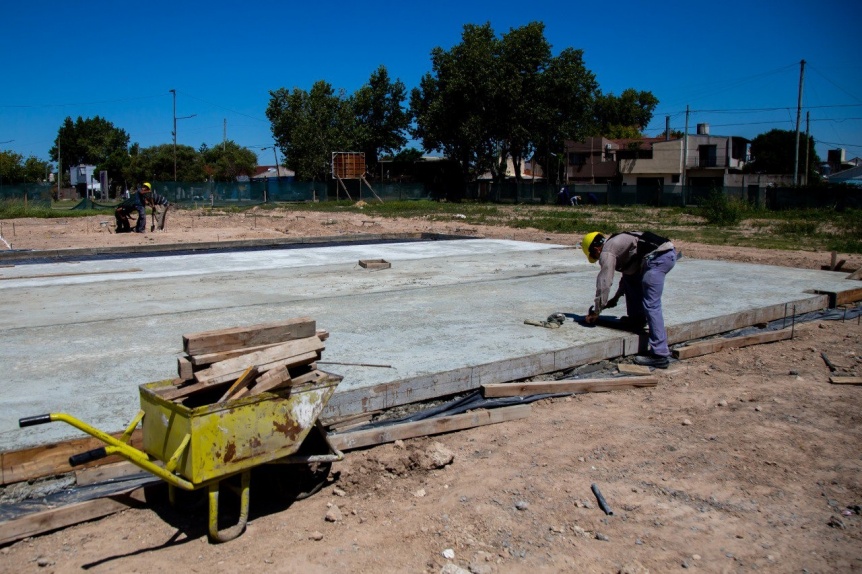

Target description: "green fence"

left=0, top=183, right=53, bottom=207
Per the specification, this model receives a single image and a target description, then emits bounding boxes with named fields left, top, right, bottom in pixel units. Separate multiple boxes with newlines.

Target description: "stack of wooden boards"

left=158, top=317, right=331, bottom=405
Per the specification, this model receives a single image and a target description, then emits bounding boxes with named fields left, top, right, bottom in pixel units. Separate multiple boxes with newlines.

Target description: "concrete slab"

left=1, top=238, right=856, bottom=451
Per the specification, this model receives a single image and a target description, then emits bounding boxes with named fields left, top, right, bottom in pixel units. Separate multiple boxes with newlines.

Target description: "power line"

left=0, top=94, right=166, bottom=109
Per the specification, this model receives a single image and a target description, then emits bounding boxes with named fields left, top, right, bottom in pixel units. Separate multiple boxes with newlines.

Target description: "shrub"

left=700, top=191, right=747, bottom=226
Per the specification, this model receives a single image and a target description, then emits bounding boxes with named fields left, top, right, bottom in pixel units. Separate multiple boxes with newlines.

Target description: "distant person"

left=115, top=183, right=169, bottom=233
left=581, top=230, right=676, bottom=368
left=557, top=186, right=577, bottom=206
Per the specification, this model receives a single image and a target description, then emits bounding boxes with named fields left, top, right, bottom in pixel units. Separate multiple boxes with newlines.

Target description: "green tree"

left=353, top=66, right=411, bottom=176
left=745, top=129, right=820, bottom=181
left=0, top=151, right=52, bottom=184
left=200, top=141, right=258, bottom=182
left=124, top=143, right=202, bottom=183
left=50, top=116, right=131, bottom=183
left=593, top=88, right=659, bottom=137
left=410, top=22, right=600, bottom=186
left=267, top=81, right=354, bottom=181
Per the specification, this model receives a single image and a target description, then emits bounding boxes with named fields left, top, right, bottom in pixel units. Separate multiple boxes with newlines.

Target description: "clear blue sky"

left=2, top=0, right=860, bottom=168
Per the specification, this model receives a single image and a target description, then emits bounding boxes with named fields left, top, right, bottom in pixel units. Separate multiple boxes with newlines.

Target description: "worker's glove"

left=605, top=295, right=620, bottom=309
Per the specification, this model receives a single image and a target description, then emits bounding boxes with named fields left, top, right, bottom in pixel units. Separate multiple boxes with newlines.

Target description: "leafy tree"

left=410, top=22, right=601, bottom=186
left=124, top=143, right=202, bottom=183
left=593, top=88, right=658, bottom=137
left=353, top=66, right=411, bottom=176
left=410, top=23, right=498, bottom=184
left=0, top=151, right=52, bottom=184
left=267, top=81, right=354, bottom=181
left=745, top=129, right=820, bottom=181
left=49, top=116, right=130, bottom=183
left=200, top=141, right=258, bottom=182
left=1, top=151, right=24, bottom=184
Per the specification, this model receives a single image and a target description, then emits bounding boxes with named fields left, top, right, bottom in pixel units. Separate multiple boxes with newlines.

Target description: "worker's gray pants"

left=621, top=249, right=676, bottom=357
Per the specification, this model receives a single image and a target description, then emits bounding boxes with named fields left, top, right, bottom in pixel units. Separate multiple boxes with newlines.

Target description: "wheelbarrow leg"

left=208, top=470, right=250, bottom=543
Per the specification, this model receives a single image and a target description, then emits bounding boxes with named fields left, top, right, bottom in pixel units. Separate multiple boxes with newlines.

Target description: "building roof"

left=251, top=166, right=295, bottom=179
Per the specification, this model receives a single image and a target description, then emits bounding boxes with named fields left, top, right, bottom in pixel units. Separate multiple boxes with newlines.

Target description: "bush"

left=700, top=191, right=747, bottom=226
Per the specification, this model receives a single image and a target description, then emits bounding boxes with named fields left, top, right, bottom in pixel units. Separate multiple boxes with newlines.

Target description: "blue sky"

left=2, top=0, right=860, bottom=168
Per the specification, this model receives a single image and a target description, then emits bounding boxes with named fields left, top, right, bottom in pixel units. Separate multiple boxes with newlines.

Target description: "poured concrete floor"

left=0, top=238, right=855, bottom=450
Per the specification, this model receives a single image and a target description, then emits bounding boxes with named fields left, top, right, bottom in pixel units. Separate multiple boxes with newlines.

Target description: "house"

left=564, top=137, right=619, bottom=183
left=251, top=165, right=295, bottom=180
left=827, top=164, right=862, bottom=187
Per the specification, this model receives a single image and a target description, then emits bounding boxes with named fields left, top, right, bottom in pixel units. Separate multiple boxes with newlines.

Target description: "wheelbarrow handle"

left=69, top=447, right=108, bottom=467
left=19, top=414, right=53, bottom=427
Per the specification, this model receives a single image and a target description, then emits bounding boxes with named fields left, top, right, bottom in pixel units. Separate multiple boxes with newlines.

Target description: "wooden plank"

left=183, top=316, right=316, bottom=356
left=195, top=350, right=319, bottom=387
left=482, top=377, right=658, bottom=398
left=830, top=376, right=862, bottom=385
left=194, top=337, right=324, bottom=382
left=847, top=267, right=862, bottom=281
left=245, top=366, right=292, bottom=398
left=835, top=287, right=862, bottom=306
left=1, top=430, right=143, bottom=486
left=328, top=404, right=532, bottom=451
left=672, top=328, right=793, bottom=360
left=177, top=356, right=194, bottom=380
left=156, top=379, right=231, bottom=402
left=617, top=364, right=653, bottom=376
left=0, top=486, right=148, bottom=546
left=75, top=460, right=151, bottom=486
left=217, top=366, right=260, bottom=402
left=189, top=342, right=282, bottom=367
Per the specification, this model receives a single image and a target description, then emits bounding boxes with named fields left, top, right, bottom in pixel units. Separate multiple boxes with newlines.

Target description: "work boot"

left=633, top=353, right=670, bottom=369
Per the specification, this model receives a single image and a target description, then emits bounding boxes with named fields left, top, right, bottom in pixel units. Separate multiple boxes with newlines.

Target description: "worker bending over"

left=582, top=231, right=676, bottom=368
left=115, top=183, right=169, bottom=233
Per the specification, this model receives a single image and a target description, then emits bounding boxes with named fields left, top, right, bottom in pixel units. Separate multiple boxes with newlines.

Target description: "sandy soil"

left=1, top=208, right=861, bottom=573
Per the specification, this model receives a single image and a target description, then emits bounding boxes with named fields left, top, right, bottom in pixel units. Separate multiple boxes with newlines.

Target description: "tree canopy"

left=50, top=116, right=130, bottom=183
left=267, top=66, right=410, bottom=181
left=0, top=150, right=52, bottom=184
left=409, top=22, right=605, bottom=185
left=746, top=129, right=820, bottom=181
left=593, top=89, right=659, bottom=137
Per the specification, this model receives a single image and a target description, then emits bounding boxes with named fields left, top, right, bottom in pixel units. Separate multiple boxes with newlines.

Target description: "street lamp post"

left=169, top=89, right=196, bottom=182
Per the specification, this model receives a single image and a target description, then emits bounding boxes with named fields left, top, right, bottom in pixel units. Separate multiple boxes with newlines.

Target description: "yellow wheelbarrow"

left=19, top=372, right=344, bottom=542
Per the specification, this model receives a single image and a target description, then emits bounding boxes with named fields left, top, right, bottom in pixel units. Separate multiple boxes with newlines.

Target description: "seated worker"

left=115, top=183, right=169, bottom=233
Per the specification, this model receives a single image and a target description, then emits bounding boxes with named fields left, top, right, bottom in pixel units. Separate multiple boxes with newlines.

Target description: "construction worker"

left=582, top=231, right=676, bottom=368
left=115, top=183, right=169, bottom=233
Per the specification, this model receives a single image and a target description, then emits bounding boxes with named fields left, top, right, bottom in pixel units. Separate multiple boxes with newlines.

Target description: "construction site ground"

left=0, top=207, right=860, bottom=573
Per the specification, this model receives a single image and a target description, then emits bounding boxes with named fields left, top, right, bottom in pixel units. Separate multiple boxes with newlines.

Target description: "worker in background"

left=115, top=183, right=169, bottom=233
left=582, top=231, right=676, bottom=368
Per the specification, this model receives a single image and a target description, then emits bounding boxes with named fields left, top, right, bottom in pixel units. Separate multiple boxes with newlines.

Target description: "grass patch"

left=0, top=199, right=113, bottom=219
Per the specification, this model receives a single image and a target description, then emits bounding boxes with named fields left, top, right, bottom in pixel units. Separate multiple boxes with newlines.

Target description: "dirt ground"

left=1, top=208, right=861, bottom=573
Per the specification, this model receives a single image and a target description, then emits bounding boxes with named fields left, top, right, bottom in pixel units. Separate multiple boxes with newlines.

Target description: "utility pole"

left=793, top=59, right=805, bottom=186
left=682, top=105, right=689, bottom=188
left=168, top=89, right=196, bottom=182
left=223, top=119, right=226, bottom=151
left=804, top=111, right=810, bottom=186
left=170, top=89, right=177, bottom=182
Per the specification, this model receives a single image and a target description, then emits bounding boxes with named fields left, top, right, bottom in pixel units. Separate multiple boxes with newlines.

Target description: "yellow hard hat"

left=142, top=182, right=152, bottom=191
left=581, top=231, right=605, bottom=263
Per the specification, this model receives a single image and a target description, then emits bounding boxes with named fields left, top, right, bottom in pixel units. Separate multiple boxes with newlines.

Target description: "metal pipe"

left=591, top=483, right=614, bottom=516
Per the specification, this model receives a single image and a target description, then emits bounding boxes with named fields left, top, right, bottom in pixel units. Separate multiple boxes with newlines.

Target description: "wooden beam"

left=182, top=317, right=316, bottom=356
left=616, top=364, right=653, bottom=376
left=188, top=342, right=282, bottom=367
left=672, top=328, right=793, bottom=360
left=1, top=430, right=143, bottom=487
left=482, top=376, right=658, bottom=398
left=328, top=404, right=532, bottom=451
left=177, top=356, right=194, bottom=380
left=0, top=486, right=149, bottom=546
left=830, top=376, right=862, bottom=385
left=194, top=337, right=323, bottom=384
